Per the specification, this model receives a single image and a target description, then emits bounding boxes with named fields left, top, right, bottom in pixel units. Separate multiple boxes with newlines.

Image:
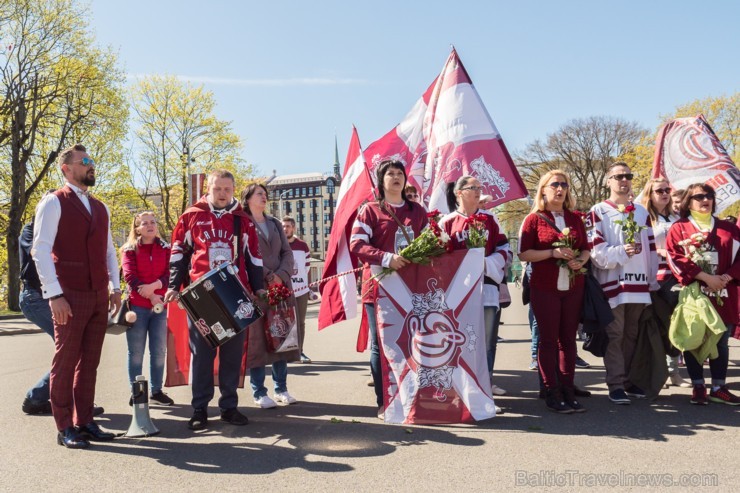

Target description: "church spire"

left=333, top=134, right=341, bottom=178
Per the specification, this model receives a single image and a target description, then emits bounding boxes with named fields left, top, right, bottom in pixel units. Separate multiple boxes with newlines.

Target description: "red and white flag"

left=364, top=48, right=527, bottom=212
left=652, top=114, right=740, bottom=215
left=318, top=127, right=375, bottom=330
left=374, top=249, right=496, bottom=424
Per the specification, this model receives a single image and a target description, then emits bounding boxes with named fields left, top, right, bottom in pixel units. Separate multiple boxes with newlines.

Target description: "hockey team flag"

left=318, top=127, right=375, bottom=330
left=374, top=249, right=496, bottom=424
left=364, top=47, right=527, bottom=213
left=652, top=114, right=740, bottom=215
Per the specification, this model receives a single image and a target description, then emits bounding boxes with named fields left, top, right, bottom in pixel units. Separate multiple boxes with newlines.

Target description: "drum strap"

left=233, top=214, right=242, bottom=267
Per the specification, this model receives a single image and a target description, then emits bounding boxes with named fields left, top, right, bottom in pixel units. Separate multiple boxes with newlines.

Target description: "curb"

left=0, top=314, right=24, bottom=320
left=0, top=328, right=42, bottom=336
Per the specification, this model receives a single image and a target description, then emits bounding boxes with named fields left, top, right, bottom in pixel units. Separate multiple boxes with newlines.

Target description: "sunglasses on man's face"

left=610, top=173, right=633, bottom=181
left=690, top=193, right=715, bottom=202
left=653, top=187, right=672, bottom=195
left=548, top=182, right=569, bottom=189
left=71, top=157, right=96, bottom=167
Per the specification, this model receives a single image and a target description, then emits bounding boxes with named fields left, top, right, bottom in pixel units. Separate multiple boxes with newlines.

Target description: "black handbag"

left=107, top=297, right=134, bottom=335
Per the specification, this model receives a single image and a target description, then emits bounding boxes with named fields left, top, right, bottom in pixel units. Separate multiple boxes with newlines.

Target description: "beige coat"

left=246, top=214, right=300, bottom=367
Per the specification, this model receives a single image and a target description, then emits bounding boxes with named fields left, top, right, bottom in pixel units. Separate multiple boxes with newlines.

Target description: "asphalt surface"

left=1, top=288, right=738, bottom=492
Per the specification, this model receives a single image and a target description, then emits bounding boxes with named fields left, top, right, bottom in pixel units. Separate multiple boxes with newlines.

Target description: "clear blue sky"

left=91, top=0, right=739, bottom=177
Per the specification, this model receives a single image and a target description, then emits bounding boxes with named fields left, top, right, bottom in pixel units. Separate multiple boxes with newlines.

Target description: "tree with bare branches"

left=516, top=116, right=648, bottom=211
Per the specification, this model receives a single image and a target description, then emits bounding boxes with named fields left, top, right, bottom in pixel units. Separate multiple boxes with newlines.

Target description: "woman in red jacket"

left=518, top=170, right=590, bottom=414
left=666, top=183, right=740, bottom=406
left=120, top=211, right=173, bottom=406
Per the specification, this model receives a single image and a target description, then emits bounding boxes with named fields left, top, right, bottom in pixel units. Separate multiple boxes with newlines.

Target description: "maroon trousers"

left=530, top=284, right=585, bottom=390
left=50, top=289, right=109, bottom=430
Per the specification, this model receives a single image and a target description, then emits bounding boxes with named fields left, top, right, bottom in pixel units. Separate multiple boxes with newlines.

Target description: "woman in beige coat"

left=241, top=183, right=301, bottom=409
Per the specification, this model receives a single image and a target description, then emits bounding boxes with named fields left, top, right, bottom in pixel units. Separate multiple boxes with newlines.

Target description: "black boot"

left=545, top=388, right=574, bottom=414
left=562, top=386, right=586, bottom=413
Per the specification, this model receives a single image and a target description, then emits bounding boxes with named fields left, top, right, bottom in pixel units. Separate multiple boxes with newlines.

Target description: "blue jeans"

left=249, top=361, right=288, bottom=398
left=19, top=288, right=55, bottom=403
left=529, top=306, right=539, bottom=358
left=365, top=303, right=382, bottom=407
left=125, top=305, right=167, bottom=394
left=484, top=306, right=500, bottom=374
left=188, top=318, right=247, bottom=411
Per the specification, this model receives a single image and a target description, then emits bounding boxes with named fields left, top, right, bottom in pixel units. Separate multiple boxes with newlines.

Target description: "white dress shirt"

left=31, top=182, right=121, bottom=299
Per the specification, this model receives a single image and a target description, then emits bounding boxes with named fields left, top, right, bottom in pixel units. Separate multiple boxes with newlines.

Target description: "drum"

left=178, top=261, right=262, bottom=348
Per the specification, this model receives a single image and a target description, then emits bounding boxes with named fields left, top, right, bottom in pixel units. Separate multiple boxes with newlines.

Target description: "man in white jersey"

left=587, top=162, right=659, bottom=405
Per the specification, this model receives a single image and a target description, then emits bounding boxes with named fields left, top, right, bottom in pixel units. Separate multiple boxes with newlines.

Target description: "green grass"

left=0, top=309, right=22, bottom=317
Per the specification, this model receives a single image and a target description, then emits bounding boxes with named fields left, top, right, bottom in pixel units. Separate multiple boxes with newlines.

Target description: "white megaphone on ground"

left=125, top=375, right=160, bottom=437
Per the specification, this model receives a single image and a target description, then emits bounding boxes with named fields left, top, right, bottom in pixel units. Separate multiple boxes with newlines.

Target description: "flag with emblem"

left=374, top=249, right=496, bottom=424
left=363, top=47, right=527, bottom=212
left=652, top=114, right=740, bottom=215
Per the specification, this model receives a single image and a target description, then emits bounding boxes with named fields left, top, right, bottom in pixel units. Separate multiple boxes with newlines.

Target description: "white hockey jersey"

left=587, top=201, right=660, bottom=308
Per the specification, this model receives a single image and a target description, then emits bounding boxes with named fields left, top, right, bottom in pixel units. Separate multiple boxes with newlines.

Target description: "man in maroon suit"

left=32, top=144, right=122, bottom=449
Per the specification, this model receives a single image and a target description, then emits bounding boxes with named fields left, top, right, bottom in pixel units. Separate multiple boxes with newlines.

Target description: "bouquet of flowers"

left=464, top=212, right=489, bottom=248
left=614, top=203, right=647, bottom=245
left=677, top=230, right=723, bottom=306
left=373, top=210, right=452, bottom=281
left=552, top=227, right=587, bottom=286
left=262, top=283, right=292, bottom=306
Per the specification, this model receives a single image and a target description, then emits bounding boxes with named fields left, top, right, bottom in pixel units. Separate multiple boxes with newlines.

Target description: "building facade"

left=266, top=172, right=339, bottom=260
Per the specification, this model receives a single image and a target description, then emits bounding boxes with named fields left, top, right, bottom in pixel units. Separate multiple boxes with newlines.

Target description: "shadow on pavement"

left=89, top=401, right=485, bottom=474
left=485, top=366, right=740, bottom=442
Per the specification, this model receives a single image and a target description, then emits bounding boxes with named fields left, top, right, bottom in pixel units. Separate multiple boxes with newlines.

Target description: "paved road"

left=1, top=288, right=738, bottom=492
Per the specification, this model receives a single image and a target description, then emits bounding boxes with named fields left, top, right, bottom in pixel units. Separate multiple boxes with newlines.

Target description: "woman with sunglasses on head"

left=665, top=183, right=740, bottom=406
left=349, top=160, right=428, bottom=418
left=440, top=176, right=511, bottom=402
left=639, top=179, right=691, bottom=389
left=518, top=170, right=590, bottom=414
left=120, top=211, right=174, bottom=406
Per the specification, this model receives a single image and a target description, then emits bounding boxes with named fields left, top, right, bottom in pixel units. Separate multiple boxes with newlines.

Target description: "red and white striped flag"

left=365, top=48, right=527, bottom=212
left=318, top=127, right=375, bottom=330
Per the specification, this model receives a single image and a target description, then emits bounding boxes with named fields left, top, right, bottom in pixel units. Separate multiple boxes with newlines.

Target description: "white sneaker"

left=254, top=395, right=277, bottom=409
left=491, top=384, right=507, bottom=396
left=274, top=391, right=297, bottom=405
left=670, top=373, right=691, bottom=388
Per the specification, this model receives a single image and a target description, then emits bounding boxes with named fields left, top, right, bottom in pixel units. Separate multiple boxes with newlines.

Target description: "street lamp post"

left=183, top=145, right=191, bottom=205
left=278, top=190, right=290, bottom=218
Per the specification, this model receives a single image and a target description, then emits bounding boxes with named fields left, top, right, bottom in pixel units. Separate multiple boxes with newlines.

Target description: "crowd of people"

left=17, top=145, right=739, bottom=449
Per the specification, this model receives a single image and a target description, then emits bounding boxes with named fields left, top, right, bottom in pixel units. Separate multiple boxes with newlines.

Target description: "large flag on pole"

left=364, top=48, right=527, bottom=212
left=652, top=114, right=740, bottom=215
left=318, top=127, right=375, bottom=330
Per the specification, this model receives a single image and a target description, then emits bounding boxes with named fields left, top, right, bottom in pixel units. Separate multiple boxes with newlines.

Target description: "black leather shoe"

left=220, top=408, right=249, bottom=426
left=77, top=421, right=115, bottom=442
left=22, top=398, right=52, bottom=415
left=57, top=427, right=90, bottom=449
left=188, top=408, right=208, bottom=431
left=93, top=404, right=104, bottom=417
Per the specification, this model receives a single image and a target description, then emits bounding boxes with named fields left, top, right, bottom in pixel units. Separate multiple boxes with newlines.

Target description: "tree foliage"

left=0, top=0, right=127, bottom=310
left=129, top=75, right=252, bottom=235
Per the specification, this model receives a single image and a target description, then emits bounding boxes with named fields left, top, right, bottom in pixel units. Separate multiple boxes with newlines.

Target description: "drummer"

left=164, top=169, right=265, bottom=431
